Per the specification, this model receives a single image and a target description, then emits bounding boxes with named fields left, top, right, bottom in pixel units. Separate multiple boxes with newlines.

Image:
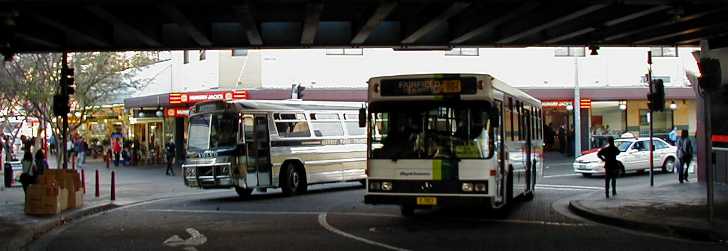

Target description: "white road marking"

left=145, top=209, right=401, bottom=218
left=542, top=173, right=582, bottom=178
left=446, top=217, right=591, bottom=227
left=536, top=184, right=602, bottom=191
left=163, top=227, right=207, bottom=251
left=318, top=213, right=410, bottom=251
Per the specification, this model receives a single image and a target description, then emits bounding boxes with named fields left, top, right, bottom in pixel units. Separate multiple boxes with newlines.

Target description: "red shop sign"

left=169, top=90, right=247, bottom=105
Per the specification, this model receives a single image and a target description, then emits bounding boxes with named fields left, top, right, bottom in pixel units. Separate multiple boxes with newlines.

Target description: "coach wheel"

left=235, top=187, right=253, bottom=198
left=662, top=157, right=675, bottom=173
left=282, top=164, right=307, bottom=196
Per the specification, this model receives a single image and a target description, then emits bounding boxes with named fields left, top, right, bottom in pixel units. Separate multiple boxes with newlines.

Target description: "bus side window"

left=506, top=98, right=513, bottom=141
left=511, top=101, right=521, bottom=141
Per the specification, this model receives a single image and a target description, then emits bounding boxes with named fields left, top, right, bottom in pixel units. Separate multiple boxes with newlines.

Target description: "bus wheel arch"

left=281, top=160, right=307, bottom=195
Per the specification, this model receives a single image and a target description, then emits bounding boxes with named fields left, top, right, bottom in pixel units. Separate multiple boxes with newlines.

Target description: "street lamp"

left=619, top=101, right=627, bottom=110
left=670, top=101, right=678, bottom=110
left=566, top=104, right=574, bottom=111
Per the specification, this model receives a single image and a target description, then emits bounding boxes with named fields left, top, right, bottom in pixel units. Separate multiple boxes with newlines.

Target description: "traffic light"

left=61, top=66, right=75, bottom=95
left=53, top=64, right=75, bottom=117
left=647, top=79, right=665, bottom=111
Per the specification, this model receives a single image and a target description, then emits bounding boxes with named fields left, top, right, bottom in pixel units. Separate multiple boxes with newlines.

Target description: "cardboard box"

left=58, top=188, right=69, bottom=211
left=68, top=189, right=83, bottom=209
left=25, top=185, right=65, bottom=215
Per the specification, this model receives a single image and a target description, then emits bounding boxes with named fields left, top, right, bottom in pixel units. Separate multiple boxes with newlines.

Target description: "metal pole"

left=61, top=52, right=69, bottom=170
left=648, top=51, right=654, bottom=187
left=705, top=93, right=713, bottom=223
left=574, top=57, right=582, bottom=157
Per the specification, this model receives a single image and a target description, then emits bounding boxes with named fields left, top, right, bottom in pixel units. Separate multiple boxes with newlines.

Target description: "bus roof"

left=230, top=100, right=363, bottom=112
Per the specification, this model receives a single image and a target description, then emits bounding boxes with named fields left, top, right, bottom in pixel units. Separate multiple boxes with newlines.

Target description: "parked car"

left=573, top=137, right=677, bottom=177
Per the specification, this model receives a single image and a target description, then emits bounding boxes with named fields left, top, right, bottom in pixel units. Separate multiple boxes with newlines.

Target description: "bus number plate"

left=416, top=197, right=437, bottom=206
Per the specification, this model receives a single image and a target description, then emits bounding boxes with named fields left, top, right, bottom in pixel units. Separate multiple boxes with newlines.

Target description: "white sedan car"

left=573, top=137, right=677, bottom=177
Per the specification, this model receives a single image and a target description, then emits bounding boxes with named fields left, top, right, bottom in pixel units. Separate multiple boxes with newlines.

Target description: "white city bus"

left=362, top=74, right=544, bottom=215
left=183, top=100, right=367, bottom=197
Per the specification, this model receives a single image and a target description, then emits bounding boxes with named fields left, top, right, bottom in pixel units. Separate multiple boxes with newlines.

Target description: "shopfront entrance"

left=542, top=101, right=573, bottom=155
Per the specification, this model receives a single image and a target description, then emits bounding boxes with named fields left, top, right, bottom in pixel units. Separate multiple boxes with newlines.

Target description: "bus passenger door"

left=243, top=114, right=272, bottom=187
left=242, top=115, right=258, bottom=188
left=254, top=114, right=272, bottom=186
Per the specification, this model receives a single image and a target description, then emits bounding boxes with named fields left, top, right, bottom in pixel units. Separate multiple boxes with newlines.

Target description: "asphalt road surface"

left=31, top=154, right=720, bottom=251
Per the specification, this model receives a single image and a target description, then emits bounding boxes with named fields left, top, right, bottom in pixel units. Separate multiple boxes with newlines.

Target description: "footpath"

left=0, top=157, right=220, bottom=250
left=570, top=180, right=728, bottom=243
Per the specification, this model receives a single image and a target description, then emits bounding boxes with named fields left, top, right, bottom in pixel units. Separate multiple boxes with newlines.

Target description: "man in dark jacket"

left=676, top=129, right=693, bottom=183
left=597, top=137, right=621, bottom=198
left=165, top=141, right=175, bottom=176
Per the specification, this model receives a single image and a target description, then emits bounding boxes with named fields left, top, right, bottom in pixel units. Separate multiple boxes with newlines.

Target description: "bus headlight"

left=462, top=182, right=473, bottom=192
left=474, top=183, right=487, bottom=192
left=369, top=181, right=381, bottom=191
left=381, top=181, right=393, bottom=191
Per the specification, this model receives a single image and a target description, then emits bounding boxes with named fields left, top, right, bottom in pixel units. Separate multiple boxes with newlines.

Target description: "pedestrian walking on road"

left=165, top=140, right=176, bottom=176
left=676, top=129, right=693, bottom=183
left=597, top=136, right=621, bottom=198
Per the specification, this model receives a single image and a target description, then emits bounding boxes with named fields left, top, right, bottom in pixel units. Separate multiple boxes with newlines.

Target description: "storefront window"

left=590, top=101, right=625, bottom=148
left=639, top=109, right=673, bottom=138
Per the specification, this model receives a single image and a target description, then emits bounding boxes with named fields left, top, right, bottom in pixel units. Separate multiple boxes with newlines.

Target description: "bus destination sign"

left=380, top=77, right=477, bottom=96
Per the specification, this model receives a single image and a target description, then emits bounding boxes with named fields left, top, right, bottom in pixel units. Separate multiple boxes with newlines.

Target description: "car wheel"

left=662, top=157, right=675, bottom=173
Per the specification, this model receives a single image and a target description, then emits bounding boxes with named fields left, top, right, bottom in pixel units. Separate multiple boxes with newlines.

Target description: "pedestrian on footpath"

left=112, top=139, right=122, bottom=167
left=676, top=129, right=694, bottom=183
left=19, top=151, right=35, bottom=194
left=165, top=140, right=176, bottom=176
left=597, top=136, right=621, bottom=198
left=34, top=148, right=47, bottom=176
left=75, top=137, right=86, bottom=170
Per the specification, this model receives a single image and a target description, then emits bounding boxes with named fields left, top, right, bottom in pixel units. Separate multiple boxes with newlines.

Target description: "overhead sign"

left=542, top=100, right=572, bottom=108
left=580, top=98, right=592, bottom=109
left=169, top=90, right=247, bottom=105
left=165, top=108, right=190, bottom=118
left=380, top=77, right=477, bottom=96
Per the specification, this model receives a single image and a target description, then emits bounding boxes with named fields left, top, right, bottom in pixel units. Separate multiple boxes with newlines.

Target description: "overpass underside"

left=1, top=0, right=728, bottom=53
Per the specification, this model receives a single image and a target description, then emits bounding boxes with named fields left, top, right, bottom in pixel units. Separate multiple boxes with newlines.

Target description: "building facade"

left=128, top=46, right=702, bottom=167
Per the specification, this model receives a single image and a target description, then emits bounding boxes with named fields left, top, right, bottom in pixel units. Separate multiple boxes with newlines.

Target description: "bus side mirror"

left=358, top=108, right=366, bottom=128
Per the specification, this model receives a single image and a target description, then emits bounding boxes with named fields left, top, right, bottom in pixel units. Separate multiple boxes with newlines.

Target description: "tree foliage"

left=0, top=52, right=156, bottom=155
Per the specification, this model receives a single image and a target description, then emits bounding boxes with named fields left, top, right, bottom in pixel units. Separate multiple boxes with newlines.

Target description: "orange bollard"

left=95, top=169, right=100, bottom=198
left=110, top=171, right=116, bottom=201
left=81, top=169, right=86, bottom=194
